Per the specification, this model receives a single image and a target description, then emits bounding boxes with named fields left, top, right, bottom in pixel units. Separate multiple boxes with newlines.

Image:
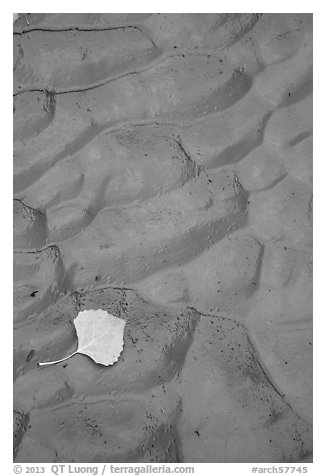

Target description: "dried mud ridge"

left=13, top=13, right=313, bottom=462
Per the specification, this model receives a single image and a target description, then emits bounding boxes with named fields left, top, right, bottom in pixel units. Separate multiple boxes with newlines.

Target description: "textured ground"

left=13, top=13, right=313, bottom=463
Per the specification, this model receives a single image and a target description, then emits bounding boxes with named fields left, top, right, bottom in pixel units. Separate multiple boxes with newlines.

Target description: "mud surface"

left=13, top=13, right=313, bottom=462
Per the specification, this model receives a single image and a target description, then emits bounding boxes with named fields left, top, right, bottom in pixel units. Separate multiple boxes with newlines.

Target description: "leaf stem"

left=38, top=351, right=78, bottom=367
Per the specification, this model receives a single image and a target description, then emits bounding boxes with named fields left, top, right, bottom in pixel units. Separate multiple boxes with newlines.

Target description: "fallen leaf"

left=38, top=309, right=125, bottom=367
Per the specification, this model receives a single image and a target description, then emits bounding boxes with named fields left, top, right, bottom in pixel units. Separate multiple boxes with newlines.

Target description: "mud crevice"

left=14, top=24, right=149, bottom=35
left=13, top=49, right=248, bottom=97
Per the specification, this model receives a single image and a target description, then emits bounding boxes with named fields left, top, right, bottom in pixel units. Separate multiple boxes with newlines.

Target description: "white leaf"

left=39, top=309, right=125, bottom=367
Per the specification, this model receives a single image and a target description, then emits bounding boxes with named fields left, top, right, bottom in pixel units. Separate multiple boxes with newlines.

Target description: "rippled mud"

left=13, top=13, right=313, bottom=463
